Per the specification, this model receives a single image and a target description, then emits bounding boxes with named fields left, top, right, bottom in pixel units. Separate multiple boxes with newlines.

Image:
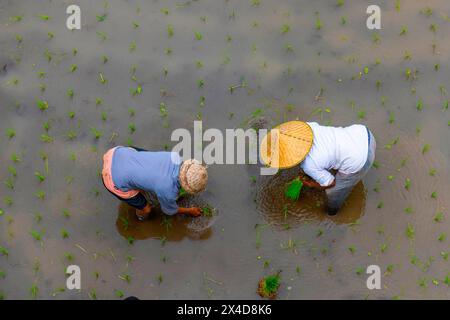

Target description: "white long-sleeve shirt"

left=300, top=122, right=369, bottom=186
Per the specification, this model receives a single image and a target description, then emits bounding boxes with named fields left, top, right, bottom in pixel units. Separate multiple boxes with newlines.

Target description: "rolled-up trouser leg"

left=326, top=129, right=376, bottom=211
left=326, top=173, right=360, bottom=210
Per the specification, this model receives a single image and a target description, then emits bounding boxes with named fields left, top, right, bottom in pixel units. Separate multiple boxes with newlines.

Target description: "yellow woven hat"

left=259, top=121, right=314, bottom=169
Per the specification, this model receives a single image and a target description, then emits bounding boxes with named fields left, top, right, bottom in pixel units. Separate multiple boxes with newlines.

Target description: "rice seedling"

left=30, top=230, right=43, bottom=241
left=129, top=41, right=136, bottom=52
left=201, top=205, right=214, bottom=217
left=10, top=153, right=21, bottom=163
left=285, top=178, right=303, bottom=201
left=404, top=178, right=411, bottom=190
left=389, top=111, right=395, bottom=124
left=372, top=32, right=380, bottom=44
left=406, top=223, right=415, bottom=240
left=420, top=7, right=433, bottom=17
left=40, top=134, right=53, bottom=143
left=280, top=237, right=297, bottom=254
left=280, top=24, right=290, bottom=34
left=97, top=31, right=107, bottom=41
left=30, top=284, right=39, bottom=299
left=128, top=122, right=136, bottom=134
left=399, top=26, right=408, bottom=35
left=91, top=128, right=103, bottom=140
left=69, top=64, right=77, bottom=73
left=35, top=171, right=45, bottom=183
left=164, top=47, right=172, bottom=55
left=67, top=88, right=74, bottom=99
left=357, top=110, right=366, bottom=120
left=422, top=144, right=430, bottom=154
left=64, top=252, right=74, bottom=262
left=35, top=190, right=46, bottom=200
left=89, top=289, right=97, bottom=300
left=127, top=236, right=135, bottom=245
left=403, top=51, right=412, bottom=61
left=431, top=191, right=437, bottom=199
left=355, top=267, right=365, bottom=276
left=348, top=245, right=356, bottom=255
left=404, top=207, right=413, bottom=214
left=38, top=14, right=50, bottom=21
left=336, top=0, right=345, bottom=6
left=161, top=216, right=172, bottom=232
left=315, top=12, right=322, bottom=30
left=42, top=121, right=51, bottom=132
left=6, top=128, right=15, bottom=139
left=160, top=8, right=169, bottom=15
left=98, top=72, right=107, bottom=85
left=10, top=15, right=23, bottom=22
left=430, top=24, right=437, bottom=34
left=418, top=277, right=428, bottom=288
left=441, top=252, right=449, bottom=260
left=114, top=289, right=124, bottom=298
left=36, top=99, right=48, bottom=111
left=96, top=14, right=107, bottom=22
left=434, top=212, right=443, bottom=223
left=444, top=275, right=450, bottom=286
left=119, top=273, right=131, bottom=284
left=0, top=246, right=9, bottom=256
left=167, top=25, right=174, bottom=38
left=257, top=271, right=281, bottom=299
left=438, top=233, right=446, bottom=242
left=4, top=196, right=13, bottom=207
left=130, top=85, right=142, bottom=96
left=60, top=229, right=69, bottom=239
left=159, top=102, right=168, bottom=118
left=151, top=273, right=162, bottom=286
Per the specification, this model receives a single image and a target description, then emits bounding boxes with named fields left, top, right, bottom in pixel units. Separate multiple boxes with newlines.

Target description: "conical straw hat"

left=260, top=121, right=313, bottom=169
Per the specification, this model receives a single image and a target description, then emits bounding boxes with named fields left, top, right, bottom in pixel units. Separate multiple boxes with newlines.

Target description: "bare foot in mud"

left=135, top=204, right=152, bottom=221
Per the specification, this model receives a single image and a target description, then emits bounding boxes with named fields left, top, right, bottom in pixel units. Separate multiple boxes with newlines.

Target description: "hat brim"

left=259, top=121, right=313, bottom=169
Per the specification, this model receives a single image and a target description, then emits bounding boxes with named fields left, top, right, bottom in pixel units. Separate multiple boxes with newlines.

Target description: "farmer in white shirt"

left=260, top=121, right=376, bottom=215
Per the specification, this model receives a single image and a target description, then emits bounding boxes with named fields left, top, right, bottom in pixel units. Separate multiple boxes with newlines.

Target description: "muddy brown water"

left=0, top=0, right=450, bottom=299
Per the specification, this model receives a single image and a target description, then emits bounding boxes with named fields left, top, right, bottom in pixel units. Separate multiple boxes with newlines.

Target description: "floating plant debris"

left=257, top=272, right=281, bottom=299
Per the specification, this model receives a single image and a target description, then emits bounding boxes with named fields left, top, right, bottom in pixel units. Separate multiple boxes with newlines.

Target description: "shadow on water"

left=255, top=167, right=366, bottom=227
left=115, top=194, right=218, bottom=241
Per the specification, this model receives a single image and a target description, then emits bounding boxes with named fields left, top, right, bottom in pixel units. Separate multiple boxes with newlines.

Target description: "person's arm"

left=300, top=162, right=336, bottom=190
left=159, top=194, right=202, bottom=217
left=302, top=178, right=335, bottom=190
left=177, top=207, right=202, bottom=217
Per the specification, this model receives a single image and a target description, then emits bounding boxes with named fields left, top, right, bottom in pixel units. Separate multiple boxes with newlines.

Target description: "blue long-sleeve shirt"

left=111, top=147, right=181, bottom=215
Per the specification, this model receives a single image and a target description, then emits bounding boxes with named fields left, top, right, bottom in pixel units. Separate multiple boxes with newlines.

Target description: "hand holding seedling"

left=300, top=176, right=335, bottom=190
left=178, top=207, right=202, bottom=217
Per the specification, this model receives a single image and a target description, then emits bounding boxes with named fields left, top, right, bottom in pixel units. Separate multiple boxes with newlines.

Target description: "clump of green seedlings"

left=257, top=271, right=281, bottom=299
left=201, top=205, right=215, bottom=217
left=285, top=178, right=303, bottom=201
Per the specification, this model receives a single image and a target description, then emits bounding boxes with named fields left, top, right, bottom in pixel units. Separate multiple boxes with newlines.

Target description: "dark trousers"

left=102, top=146, right=149, bottom=210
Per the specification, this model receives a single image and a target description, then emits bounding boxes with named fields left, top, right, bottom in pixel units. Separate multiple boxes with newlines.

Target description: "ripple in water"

left=255, top=167, right=366, bottom=228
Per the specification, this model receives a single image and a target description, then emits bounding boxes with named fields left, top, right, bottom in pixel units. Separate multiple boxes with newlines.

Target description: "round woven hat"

left=179, top=159, right=208, bottom=194
left=259, top=121, right=314, bottom=169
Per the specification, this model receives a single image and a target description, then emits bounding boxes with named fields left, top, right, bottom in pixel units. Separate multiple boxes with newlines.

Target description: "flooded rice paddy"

left=1, top=0, right=450, bottom=299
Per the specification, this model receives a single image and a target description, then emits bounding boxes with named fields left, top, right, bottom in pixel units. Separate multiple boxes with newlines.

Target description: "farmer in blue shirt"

left=102, top=146, right=208, bottom=220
